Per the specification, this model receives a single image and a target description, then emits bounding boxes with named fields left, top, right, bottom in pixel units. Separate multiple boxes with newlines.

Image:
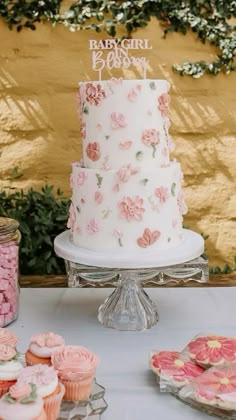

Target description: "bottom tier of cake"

left=68, top=161, right=187, bottom=253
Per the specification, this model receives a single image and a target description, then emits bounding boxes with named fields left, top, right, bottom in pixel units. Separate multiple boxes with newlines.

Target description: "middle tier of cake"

left=68, top=161, right=188, bottom=253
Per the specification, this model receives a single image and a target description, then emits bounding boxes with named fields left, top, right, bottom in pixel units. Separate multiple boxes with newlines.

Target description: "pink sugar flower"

left=155, top=186, right=170, bottom=203
left=67, top=202, right=76, bottom=230
left=119, top=196, right=145, bottom=222
left=137, top=228, right=160, bottom=248
left=142, top=129, right=160, bottom=158
left=119, top=140, right=133, bottom=150
left=80, top=122, right=86, bottom=139
left=86, top=142, right=100, bottom=161
left=158, top=93, right=169, bottom=118
left=77, top=171, right=87, bottom=186
left=85, top=82, right=106, bottom=106
left=94, top=191, right=103, bottom=204
left=87, top=218, right=100, bottom=234
left=116, top=164, right=139, bottom=184
left=177, top=190, right=188, bottom=215
left=195, top=365, right=236, bottom=401
left=111, top=112, right=127, bottom=129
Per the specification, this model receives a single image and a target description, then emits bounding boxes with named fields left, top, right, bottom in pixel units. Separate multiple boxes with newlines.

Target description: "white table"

left=10, top=287, right=236, bottom=420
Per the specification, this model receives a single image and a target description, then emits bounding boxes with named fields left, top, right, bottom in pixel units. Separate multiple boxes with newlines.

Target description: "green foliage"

left=0, top=186, right=69, bottom=275
left=0, top=0, right=235, bottom=77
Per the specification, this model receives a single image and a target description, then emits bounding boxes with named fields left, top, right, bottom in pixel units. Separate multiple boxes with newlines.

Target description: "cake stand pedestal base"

left=97, top=272, right=159, bottom=331
left=54, top=230, right=208, bottom=331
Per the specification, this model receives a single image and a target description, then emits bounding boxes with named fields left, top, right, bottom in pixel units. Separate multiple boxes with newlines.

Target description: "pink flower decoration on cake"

left=18, top=364, right=57, bottom=386
left=111, top=112, right=127, bottom=129
left=67, top=202, right=76, bottom=230
left=77, top=171, right=87, bottom=186
left=142, top=129, right=160, bottom=158
left=0, top=328, right=18, bottom=348
left=85, top=82, right=106, bottom=106
left=188, top=336, right=236, bottom=366
left=9, top=383, right=32, bottom=401
left=94, top=191, right=103, bottom=204
left=119, top=140, right=133, bottom=150
left=0, top=344, right=16, bottom=361
left=137, top=228, right=160, bottom=248
left=151, top=351, right=204, bottom=383
left=87, top=218, right=100, bottom=234
left=110, top=77, right=123, bottom=85
left=119, top=196, right=145, bottom=222
left=80, top=122, right=86, bottom=139
left=177, top=190, right=188, bottom=215
left=158, top=93, right=169, bottom=117
left=116, top=164, right=139, bottom=183
left=155, top=186, right=170, bottom=203
left=86, top=142, right=100, bottom=161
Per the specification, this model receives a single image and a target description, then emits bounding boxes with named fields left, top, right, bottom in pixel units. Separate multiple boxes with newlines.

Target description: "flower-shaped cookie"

left=188, top=365, right=236, bottom=410
left=150, top=351, right=204, bottom=388
left=187, top=335, right=236, bottom=367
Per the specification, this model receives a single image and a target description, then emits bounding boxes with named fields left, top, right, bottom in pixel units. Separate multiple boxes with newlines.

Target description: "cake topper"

left=89, top=38, right=152, bottom=80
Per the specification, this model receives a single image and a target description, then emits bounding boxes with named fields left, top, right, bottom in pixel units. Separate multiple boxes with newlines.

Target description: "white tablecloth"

left=10, top=287, right=236, bottom=420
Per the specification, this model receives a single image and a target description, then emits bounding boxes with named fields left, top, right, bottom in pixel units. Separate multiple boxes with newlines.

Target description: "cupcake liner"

left=35, top=408, right=47, bottom=420
left=43, top=382, right=65, bottom=420
left=61, top=375, right=94, bottom=401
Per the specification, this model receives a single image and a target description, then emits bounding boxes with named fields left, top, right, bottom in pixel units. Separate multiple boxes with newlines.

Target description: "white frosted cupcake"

left=0, top=382, right=47, bottom=420
left=25, top=332, right=65, bottom=366
left=52, top=345, right=99, bottom=401
left=0, top=344, right=23, bottom=397
left=17, top=364, right=64, bottom=420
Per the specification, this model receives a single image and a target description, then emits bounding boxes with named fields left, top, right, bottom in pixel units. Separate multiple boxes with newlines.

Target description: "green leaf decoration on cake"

left=171, top=183, right=176, bottom=196
left=149, top=81, right=156, bottom=90
left=3, top=394, right=15, bottom=404
left=136, top=151, right=143, bottom=161
left=76, top=205, right=81, bottom=213
left=82, top=104, right=89, bottom=114
left=140, top=178, right=149, bottom=186
left=96, top=174, right=103, bottom=188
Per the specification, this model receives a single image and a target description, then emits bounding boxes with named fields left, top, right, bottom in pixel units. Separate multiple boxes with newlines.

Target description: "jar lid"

left=0, top=217, right=20, bottom=244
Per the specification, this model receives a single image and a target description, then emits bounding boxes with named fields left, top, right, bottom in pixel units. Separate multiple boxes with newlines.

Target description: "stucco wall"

left=0, top=16, right=235, bottom=267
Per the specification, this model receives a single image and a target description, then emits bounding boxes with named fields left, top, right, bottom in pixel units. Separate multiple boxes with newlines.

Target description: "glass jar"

left=0, top=217, right=20, bottom=327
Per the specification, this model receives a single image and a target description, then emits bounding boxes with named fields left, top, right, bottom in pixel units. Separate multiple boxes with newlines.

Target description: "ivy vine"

left=0, top=0, right=235, bottom=77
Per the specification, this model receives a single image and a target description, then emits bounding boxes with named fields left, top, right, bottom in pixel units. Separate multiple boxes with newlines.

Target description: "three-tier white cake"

left=67, top=78, right=188, bottom=253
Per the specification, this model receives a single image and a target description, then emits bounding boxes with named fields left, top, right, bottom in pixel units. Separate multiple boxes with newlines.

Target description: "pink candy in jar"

left=0, top=218, right=20, bottom=327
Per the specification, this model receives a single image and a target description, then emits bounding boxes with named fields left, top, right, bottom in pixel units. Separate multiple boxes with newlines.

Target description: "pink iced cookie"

left=29, top=332, right=65, bottom=358
left=187, top=335, right=236, bottom=368
left=150, top=351, right=204, bottom=388
left=192, top=364, right=236, bottom=410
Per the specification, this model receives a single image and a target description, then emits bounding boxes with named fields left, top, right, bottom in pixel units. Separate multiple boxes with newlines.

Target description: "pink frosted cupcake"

left=17, top=364, right=64, bottom=420
left=0, top=382, right=46, bottom=420
left=52, top=345, right=99, bottom=401
left=0, top=344, right=23, bottom=397
left=25, top=332, right=65, bottom=367
left=0, top=328, right=18, bottom=349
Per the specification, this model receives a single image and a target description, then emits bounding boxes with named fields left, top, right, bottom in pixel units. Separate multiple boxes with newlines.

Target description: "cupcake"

left=25, top=332, right=65, bottom=366
left=0, top=344, right=23, bottom=397
left=17, top=364, right=64, bottom=420
left=52, top=345, right=99, bottom=401
left=0, top=382, right=47, bottom=420
left=0, top=328, right=18, bottom=349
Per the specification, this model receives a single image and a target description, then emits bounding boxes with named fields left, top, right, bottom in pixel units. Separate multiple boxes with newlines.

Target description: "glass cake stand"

left=54, top=229, right=208, bottom=331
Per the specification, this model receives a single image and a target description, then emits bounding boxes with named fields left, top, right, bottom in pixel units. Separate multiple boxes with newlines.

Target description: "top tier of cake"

left=78, top=79, right=172, bottom=170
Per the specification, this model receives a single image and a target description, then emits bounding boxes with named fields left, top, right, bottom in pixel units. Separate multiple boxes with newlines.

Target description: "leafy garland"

left=0, top=1, right=235, bottom=77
